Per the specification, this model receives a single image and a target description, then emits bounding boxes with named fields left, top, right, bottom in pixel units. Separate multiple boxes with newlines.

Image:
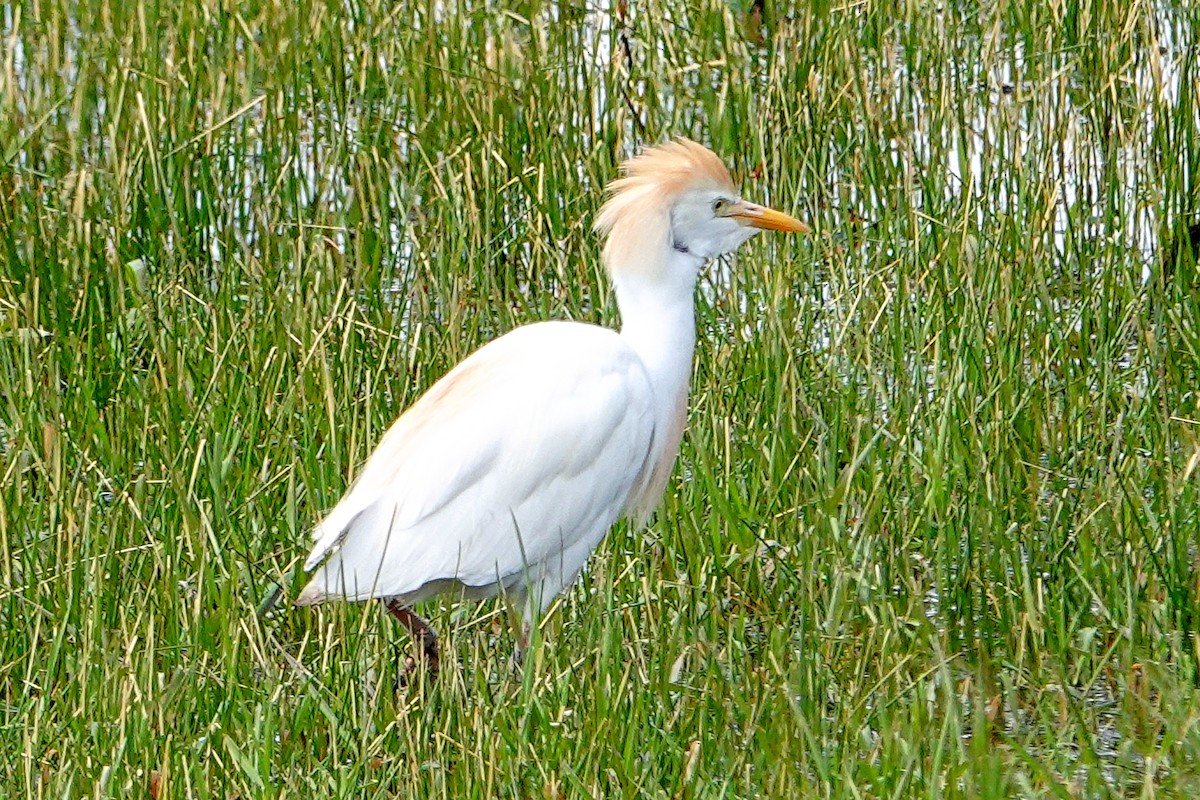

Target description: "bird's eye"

left=712, top=198, right=729, bottom=214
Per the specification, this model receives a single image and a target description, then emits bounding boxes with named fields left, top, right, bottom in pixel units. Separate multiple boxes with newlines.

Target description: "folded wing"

left=296, top=321, right=657, bottom=607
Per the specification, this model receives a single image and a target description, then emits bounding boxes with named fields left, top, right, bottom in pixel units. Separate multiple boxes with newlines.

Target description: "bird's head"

left=595, top=138, right=808, bottom=285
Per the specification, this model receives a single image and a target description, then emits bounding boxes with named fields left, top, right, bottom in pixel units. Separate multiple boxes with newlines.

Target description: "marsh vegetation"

left=2, top=0, right=1199, bottom=795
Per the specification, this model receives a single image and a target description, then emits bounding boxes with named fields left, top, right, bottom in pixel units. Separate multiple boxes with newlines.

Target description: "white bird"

left=295, top=139, right=808, bottom=674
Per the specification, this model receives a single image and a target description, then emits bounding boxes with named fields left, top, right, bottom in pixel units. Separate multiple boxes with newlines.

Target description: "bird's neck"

left=612, top=252, right=701, bottom=398
left=611, top=249, right=703, bottom=522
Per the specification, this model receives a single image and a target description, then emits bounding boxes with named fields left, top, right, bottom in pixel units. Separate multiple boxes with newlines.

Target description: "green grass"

left=3, top=0, right=1200, bottom=796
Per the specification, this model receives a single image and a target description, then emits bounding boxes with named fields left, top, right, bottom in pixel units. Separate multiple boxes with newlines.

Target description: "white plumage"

left=297, top=322, right=656, bottom=610
left=296, top=139, right=807, bottom=667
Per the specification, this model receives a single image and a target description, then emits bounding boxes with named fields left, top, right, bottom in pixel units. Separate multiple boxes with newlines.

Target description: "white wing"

left=296, top=321, right=657, bottom=609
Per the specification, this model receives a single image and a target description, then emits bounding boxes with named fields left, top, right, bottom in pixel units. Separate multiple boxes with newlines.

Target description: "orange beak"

left=728, top=201, right=810, bottom=234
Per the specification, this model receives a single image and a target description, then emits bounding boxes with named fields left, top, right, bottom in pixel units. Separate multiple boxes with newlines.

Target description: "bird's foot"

left=396, top=653, right=433, bottom=688
left=384, top=599, right=441, bottom=688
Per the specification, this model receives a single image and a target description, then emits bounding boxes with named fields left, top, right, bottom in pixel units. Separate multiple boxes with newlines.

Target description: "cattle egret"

left=296, top=138, right=808, bottom=674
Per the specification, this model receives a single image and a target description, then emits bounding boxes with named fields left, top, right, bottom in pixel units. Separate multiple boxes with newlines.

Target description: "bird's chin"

left=732, top=228, right=762, bottom=249
left=704, top=231, right=757, bottom=259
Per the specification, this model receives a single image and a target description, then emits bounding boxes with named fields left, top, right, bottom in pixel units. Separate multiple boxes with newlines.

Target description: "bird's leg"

left=512, top=619, right=530, bottom=668
left=507, top=591, right=538, bottom=670
left=383, top=600, right=440, bottom=680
